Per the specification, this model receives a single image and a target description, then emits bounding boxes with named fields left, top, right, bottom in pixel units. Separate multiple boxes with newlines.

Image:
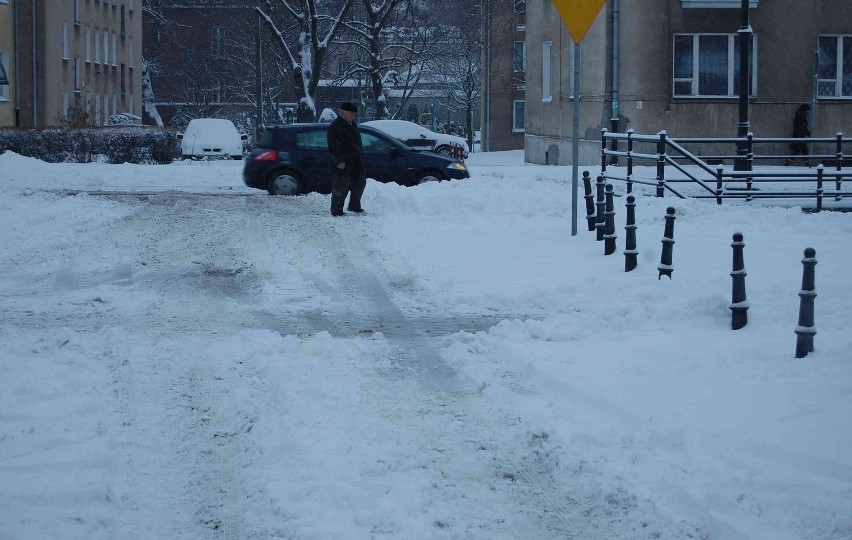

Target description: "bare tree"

left=257, top=0, right=357, bottom=122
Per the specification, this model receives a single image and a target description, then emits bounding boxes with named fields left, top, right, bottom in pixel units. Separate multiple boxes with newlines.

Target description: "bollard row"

left=579, top=181, right=820, bottom=357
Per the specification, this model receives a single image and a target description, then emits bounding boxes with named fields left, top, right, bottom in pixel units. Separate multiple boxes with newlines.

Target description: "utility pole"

left=735, top=0, right=752, bottom=171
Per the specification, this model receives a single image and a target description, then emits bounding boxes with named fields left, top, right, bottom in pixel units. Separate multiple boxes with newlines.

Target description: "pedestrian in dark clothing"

left=327, top=102, right=366, bottom=216
left=785, top=104, right=812, bottom=166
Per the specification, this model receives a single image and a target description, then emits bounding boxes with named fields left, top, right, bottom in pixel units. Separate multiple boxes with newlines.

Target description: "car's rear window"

left=294, top=130, right=328, bottom=151
left=258, top=129, right=278, bottom=147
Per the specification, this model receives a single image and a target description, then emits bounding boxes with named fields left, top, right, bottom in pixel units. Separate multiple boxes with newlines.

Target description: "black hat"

left=340, top=102, right=358, bottom=113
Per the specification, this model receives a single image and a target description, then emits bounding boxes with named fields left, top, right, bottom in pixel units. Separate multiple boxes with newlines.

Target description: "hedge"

left=0, top=127, right=177, bottom=164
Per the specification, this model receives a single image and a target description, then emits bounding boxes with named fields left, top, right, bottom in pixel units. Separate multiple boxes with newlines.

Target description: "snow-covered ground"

left=1, top=150, right=850, bottom=540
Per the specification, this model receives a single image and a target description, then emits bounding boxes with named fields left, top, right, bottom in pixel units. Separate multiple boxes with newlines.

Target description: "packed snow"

left=0, top=150, right=850, bottom=539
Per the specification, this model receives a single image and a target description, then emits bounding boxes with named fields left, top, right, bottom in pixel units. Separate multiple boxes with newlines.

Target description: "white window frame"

left=512, top=100, right=525, bottom=133
left=103, top=31, right=110, bottom=65
left=672, top=33, right=757, bottom=98
left=74, top=57, right=82, bottom=91
left=0, top=50, right=9, bottom=101
left=112, top=32, right=118, bottom=66
left=61, top=22, right=69, bottom=60
left=513, top=40, right=526, bottom=72
left=85, top=27, right=91, bottom=62
left=542, top=40, right=552, bottom=102
left=817, top=35, right=852, bottom=99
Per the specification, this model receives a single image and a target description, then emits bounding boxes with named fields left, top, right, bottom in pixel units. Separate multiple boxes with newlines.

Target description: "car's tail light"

left=253, top=150, right=277, bottom=161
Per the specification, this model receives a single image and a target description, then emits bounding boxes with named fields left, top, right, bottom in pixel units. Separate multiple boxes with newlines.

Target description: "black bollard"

left=795, top=248, right=818, bottom=358
left=624, top=195, right=638, bottom=272
left=582, top=171, right=596, bottom=232
left=657, top=207, right=676, bottom=279
left=730, top=233, right=748, bottom=330
left=604, top=184, right=617, bottom=255
left=595, top=176, right=606, bottom=241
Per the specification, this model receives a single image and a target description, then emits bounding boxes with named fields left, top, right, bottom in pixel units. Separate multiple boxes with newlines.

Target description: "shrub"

left=0, top=127, right=177, bottom=164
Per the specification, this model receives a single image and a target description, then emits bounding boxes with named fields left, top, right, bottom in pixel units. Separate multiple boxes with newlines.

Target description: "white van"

left=177, top=118, right=248, bottom=160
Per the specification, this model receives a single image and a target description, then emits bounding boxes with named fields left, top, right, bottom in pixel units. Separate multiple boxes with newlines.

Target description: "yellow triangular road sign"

left=551, top=0, right=607, bottom=44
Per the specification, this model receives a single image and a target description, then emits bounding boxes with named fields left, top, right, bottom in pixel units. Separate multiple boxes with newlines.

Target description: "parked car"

left=177, top=118, right=248, bottom=160
left=243, top=123, right=470, bottom=195
left=361, top=120, right=469, bottom=159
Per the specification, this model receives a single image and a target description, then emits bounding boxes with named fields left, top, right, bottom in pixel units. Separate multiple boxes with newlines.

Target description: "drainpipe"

left=609, top=0, right=620, bottom=161
left=13, top=0, right=20, bottom=125
left=31, top=0, right=37, bottom=125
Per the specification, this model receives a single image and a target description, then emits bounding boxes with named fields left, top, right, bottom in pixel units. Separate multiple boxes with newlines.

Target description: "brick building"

left=480, top=0, right=527, bottom=151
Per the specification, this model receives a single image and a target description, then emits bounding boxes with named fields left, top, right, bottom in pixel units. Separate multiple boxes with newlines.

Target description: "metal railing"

left=599, top=129, right=852, bottom=210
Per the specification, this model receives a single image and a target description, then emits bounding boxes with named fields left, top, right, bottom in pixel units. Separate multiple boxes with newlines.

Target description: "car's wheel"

left=267, top=172, right=301, bottom=195
left=414, top=170, right=445, bottom=186
left=435, top=145, right=453, bottom=156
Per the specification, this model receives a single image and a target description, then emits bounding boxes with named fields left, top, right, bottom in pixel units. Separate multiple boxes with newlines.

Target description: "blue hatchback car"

left=243, top=123, right=470, bottom=195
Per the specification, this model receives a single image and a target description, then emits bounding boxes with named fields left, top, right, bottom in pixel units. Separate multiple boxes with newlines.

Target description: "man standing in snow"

left=327, top=102, right=366, bottom=216
left=785, top=104, right=812, bottom=167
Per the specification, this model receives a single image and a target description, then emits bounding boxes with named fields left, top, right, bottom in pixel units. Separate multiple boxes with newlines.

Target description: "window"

left=103, top=31, right=110, bottom=65
left=673, top=33, right=756, bottom=97
left=818, top=35, right=852, bottom=98
left=95, top=93, right=101, bottom=125
left=74, top=0, right=81, bottom=24
left=513, top=100, right=525, bottom=132
left=104, top=94, right=109, bottom=123
left=513, top=41, right=526, bottom=72
left=514, top=0, right=525, bottom=14
left=361, top=132, right=393, bottom=154
left=129, top=0, right=134, bottom=12
left=212, top=27, right=226, bottom=60
left=294, top=130, right=329, bottom=151
left=129, top=93, right=134, bottom=114
left=0, top=51, right=9, bottom=100
left=61, top=22, right=69, bottom=59
left=74, top=57, right=82, bottom=91
left=682, top=0, right=757, bottom=7
left=112, top=32, right=117, bottom=66
left=542, top=41, right=552, bottom=102
left=85, top=27, right=91, bottom=62
left=128, top=37, right=134, bottom=67
left=62, top=92, right=70, bottom=119
left=95, top=30, right=100, bottom=63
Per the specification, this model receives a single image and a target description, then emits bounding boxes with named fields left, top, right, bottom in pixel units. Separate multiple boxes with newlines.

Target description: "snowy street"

left=1, top=151, right=851, bottom=539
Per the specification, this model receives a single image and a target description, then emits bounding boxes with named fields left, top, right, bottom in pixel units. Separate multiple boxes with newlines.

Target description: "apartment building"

left=12, top=0, right=142, bottom=127
left=0, top=0, right=15, bottom=126
left=481, top=0, right=527, bottom=151
left=524, top=0, right=852, bottom=164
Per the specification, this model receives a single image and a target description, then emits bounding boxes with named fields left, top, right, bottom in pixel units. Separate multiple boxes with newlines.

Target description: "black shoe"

left=331, top=211, right=346, bottom=216
left=347, top=207, right=365, bottom=213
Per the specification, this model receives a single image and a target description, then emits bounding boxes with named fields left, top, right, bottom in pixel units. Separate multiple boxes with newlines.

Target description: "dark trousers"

left=331, top=169, right=366, bottom=214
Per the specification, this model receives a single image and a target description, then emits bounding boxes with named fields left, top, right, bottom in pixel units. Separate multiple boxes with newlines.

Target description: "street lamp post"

left=735, top=0, right=752, bottom=171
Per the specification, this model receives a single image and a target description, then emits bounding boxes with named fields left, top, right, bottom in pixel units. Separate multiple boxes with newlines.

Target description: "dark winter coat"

left=792, top=107, right=811, bottom=138
left=327, top=116, right=364, bottom=174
